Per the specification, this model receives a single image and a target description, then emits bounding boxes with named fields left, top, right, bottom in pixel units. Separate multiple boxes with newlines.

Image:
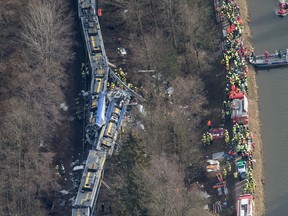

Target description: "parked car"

left=236, top=160, right=247, bottom=180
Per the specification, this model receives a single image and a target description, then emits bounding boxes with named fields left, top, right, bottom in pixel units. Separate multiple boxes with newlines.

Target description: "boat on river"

left=276, top=0, right=288, bottom=16
left=249, top=53, right=288, bottom=68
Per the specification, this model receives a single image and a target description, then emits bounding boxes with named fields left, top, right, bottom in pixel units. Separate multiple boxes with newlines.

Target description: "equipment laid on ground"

left=117, top=47, right=127, bottom=57
left=236, top=194, right=253, bottom=216
left=213, top=173, right=228, bottom=196
left=230, top=93, right=249, bottom=125
left=206, top=159, right=220, bottom=172
left=213, top=201, right=222, bottom=213
left=212, top=152, right=225, bottom=160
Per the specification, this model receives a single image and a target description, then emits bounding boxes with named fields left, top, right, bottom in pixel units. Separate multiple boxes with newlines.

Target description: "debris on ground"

left=136, top=104, right=146, bottom=116
left=59, top=200, right=66, bottom=207
left=213, top=201, right=222, bottom=214
left=212, top=152, right=225, bottom=160
left=60, top=190, right=69, bottom=195
left=60, top=103, right=68, bottom=111
left=165, top=86, right=174, bottom=96
left=136, top=121, right=145, bottom=130
left=73, top=165, right=84, bottom=172
left=71, top=160, right=79, bottom=167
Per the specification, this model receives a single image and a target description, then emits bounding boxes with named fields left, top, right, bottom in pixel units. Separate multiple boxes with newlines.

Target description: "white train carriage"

left=72, top=150, right=106, bottom=216
left=101, top=122, right=118, bottom=148
left=75, top=0, right=130, bottom=215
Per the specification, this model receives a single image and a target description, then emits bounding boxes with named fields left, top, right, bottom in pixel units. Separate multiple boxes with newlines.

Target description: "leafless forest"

left=99, top=0, right=223, bottom=215
left=0, top=0, right=74, bottom=215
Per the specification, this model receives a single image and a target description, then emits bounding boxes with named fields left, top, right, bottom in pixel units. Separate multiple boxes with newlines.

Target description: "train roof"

left=73, top=150, right=106, bottom=210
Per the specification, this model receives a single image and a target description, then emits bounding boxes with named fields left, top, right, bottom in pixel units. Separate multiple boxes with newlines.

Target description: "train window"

left=88, top=22, right=95, bottom=28
left=106, top=123, right=113, bottom=136
left=95, top=78, right=102, bottom=93
left=88, top=28, right=98, bottom=35
left=95, top=48, right=102, bottom=53
left=82, top=2, right=92, bottom=9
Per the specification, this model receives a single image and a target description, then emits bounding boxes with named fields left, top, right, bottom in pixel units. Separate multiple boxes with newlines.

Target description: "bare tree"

left=20, top=0, right=74, bottom=66
left=143, top=154, right=213, bottom=216
left=0, top=0, right=75, bottom=215
left=0, top=98, right=54, bottom=216
left=140, top=75, right=207, bottom=165
left=0, top=1, right=25, bottom=60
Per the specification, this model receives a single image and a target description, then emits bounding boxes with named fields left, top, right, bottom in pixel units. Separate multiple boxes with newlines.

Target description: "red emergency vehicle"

left=209, top=128, right=225, bottom=140
left=236, top=194, right=253, bottom=216
left=230, top=93, right=249, bottom=125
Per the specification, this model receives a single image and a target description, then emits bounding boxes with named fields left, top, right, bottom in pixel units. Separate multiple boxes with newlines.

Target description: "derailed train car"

left=72, top=150, right=106, bottom=216
left=75, top=1, right=132, bottom=215
left=78, top=0, right=109, bottom=128
left=99, top=89, right=129, bottom=149
left=101, top=101, right=126, bottom=148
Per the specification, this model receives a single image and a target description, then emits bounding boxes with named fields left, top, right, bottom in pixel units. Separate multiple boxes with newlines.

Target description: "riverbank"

left=236, top=0, right=265, bottom=215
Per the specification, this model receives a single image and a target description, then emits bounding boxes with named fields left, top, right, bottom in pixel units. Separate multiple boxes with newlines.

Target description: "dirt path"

left=236, top=0, right=265, bottom=215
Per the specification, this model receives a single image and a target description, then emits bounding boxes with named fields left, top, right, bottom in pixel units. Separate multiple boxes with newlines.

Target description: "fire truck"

left=236, top=194, right=253, bottom=216
left=230, top=92, right=249, bottom=125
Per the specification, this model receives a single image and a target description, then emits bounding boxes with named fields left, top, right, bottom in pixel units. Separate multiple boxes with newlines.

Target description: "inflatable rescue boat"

left=276, top=0, right=288, bottom=16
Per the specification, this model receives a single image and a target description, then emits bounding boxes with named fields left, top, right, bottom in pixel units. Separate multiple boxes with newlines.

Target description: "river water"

left=247, top=1, right=288, bottom=215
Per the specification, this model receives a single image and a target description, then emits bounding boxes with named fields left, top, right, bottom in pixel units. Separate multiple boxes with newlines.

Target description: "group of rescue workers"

left=201, top=128, right=229, bottom=146
left=81, top=63, right=90, bottom=81
left=55, top=163, right=65, bottom=176
left=202, top=132, right=214, bottom=146
left=107, top=49, right=136, bottom=92
left=221, top=0, right=258, bottom=193
left=262, top=49, right=288, bottom=62
left=211, top=0, right=258, bottom=196
left=222, top=162, right=232, bottom=178
left=218, top=0, right=251, bottom=112
left=80, top=49, right=137, bottom=93
left=243, top=167, right=256, bottom=194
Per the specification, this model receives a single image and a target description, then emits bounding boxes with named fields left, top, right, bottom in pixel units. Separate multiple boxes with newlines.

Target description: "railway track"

left=72, top=1, right=137, bottom=215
